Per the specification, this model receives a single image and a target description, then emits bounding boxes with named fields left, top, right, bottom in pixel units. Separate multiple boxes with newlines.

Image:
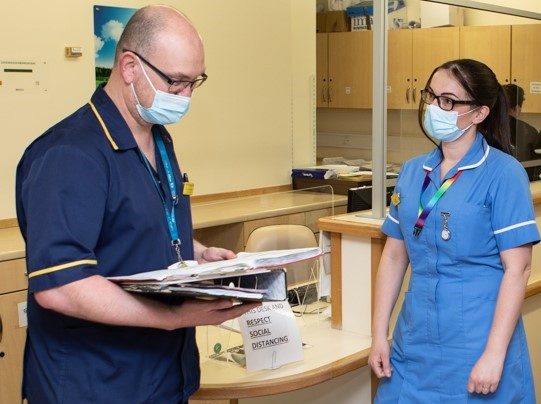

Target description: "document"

left=108, top=247, right=322, bottom=301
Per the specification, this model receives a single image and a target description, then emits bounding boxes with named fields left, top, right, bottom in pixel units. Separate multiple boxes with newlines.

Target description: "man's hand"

left=170, top=298, right=260, bottom=329
left=198, top=246, right=236, bottom=263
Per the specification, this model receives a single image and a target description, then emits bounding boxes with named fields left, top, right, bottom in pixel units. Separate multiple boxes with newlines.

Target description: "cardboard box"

left=325, top=10, right=351, bottom=32
left=421, top=3, right=464, bottom=27
left=317, top=12, right=327, bottom=33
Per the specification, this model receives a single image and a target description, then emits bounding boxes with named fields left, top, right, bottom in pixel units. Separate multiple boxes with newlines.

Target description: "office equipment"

left=347, top=181, right=395, bottom=213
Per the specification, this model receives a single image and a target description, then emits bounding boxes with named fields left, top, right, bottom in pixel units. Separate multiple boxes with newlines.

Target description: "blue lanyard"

left=141, top=131, right=183, bottom=263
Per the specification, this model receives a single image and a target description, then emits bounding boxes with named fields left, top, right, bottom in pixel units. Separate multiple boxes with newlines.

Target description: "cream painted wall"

left=0, top=0, right=316, bottom=219
left=465, top=0, right=541, bottom=25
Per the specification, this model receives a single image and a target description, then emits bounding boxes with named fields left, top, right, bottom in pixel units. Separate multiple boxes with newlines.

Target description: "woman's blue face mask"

left=423, top=104, right=479, bottom=143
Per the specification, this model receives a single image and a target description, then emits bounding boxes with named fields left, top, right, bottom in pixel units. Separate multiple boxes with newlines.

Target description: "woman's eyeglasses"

left=420, top=89, right=476, bottom=111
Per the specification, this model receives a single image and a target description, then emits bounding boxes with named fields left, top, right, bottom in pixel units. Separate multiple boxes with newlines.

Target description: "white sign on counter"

left=239, top=301, right=303, bottom=372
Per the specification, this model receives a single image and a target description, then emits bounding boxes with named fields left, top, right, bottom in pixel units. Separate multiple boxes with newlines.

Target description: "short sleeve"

left=490, top=160, right=540, bottom=251
left=381, top=163, right=407, bottom=241
left=20, top=145, right=107, bottom=292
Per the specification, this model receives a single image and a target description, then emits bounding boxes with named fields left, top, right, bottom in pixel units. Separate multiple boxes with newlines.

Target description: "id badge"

left=183, top=181, right=194, bottom=196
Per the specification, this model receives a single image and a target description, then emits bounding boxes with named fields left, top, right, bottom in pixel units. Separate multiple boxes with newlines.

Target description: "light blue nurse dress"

left=377, top=133, right=539, bottom=403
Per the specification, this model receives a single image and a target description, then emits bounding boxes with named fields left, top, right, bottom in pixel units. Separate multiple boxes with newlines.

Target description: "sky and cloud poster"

left=94, top=5, right=137, bottom=86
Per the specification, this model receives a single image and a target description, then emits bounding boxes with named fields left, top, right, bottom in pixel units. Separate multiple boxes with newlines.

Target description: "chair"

left=244, top=224, right=320, bottom=304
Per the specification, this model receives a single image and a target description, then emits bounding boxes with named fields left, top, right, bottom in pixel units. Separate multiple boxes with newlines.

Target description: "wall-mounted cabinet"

left=316, top=31, right=372, bottom=108
left=318, top=24, right=541, bottom=113
left=511, top=24, right=541, bottom=113
left=460, top=24, right=541, bottom=113
left=388, top=27, right=460, bottom=110
left=459, top=25, right=511, bottom=85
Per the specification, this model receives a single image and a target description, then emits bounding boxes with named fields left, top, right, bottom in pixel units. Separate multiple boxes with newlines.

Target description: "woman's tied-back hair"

left=418, top=58, right=512, bottom=154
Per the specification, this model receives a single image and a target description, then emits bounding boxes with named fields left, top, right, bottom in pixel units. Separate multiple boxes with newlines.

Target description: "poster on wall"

left=94, top=5, right=137, bottom=87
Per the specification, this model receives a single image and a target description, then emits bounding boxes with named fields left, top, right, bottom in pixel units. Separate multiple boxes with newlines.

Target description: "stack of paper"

left=108, top=247, right=323, bottom=301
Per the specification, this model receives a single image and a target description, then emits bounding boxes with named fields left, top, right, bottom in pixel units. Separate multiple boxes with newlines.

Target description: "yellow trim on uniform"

left=28, top=259, right=98, bottom=279
left=89, top=101, right=119, bottom=150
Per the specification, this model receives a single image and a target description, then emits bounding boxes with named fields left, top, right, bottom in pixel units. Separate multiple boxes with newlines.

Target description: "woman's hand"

left=369, top=338, right=392, bottom=378
left=467, top=351, right=504, bottom=395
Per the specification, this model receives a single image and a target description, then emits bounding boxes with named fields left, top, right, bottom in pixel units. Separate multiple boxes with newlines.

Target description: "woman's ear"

left=473, top=105, right=490, bottom=124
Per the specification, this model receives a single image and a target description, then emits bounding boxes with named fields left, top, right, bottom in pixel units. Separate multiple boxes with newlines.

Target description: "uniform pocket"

left=453, top=202, right=496, bottom=261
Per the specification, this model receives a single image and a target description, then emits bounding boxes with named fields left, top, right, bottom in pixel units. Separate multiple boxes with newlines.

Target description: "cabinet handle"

left=406, top=87, right=410, bottom=103
left=328, top=84, right=333, bottom=103
left=412, top=87, right=417, bottom=103
left=0, top=352, right=5, bottom=358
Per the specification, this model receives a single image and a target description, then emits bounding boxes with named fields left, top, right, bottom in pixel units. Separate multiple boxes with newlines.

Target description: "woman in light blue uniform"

left=369, top=59, right=539, bottom=403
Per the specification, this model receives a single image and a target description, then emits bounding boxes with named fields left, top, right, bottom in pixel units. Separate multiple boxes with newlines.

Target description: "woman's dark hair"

left=417, top=58, right=511, bottom=154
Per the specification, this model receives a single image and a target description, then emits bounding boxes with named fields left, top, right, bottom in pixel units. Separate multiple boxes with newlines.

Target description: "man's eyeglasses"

left=123, top=49, right=207, bottom=93
left=420, top=89, right=476, bottom=111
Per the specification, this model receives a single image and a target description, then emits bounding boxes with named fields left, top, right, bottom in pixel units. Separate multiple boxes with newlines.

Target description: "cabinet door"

left=459, top=25, right=511, bottom=85
left=388, top=29, right=413, bottom=109
left=0, top=290, right=27, bottom=404
left=511, top=24, right=541, bottom=113
left=316, top=33, right=329, bottom=108
left=412, top=27, right=460, bottom=105
left=328, top=31, right=372, bottom=108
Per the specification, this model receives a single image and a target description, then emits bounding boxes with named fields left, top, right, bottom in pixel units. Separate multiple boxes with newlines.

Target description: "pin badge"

left=391, top=192, right=400, bottom=206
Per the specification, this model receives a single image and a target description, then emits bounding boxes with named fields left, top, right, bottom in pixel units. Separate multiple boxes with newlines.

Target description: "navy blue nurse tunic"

left=377, top=133, right=538, bottom=403
left=16, top=86, right=199, bottom=403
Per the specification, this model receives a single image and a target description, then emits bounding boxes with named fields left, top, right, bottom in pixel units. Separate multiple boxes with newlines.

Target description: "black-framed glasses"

left=123, top=48, right=207, bottom=92
left=420, top=89, right=476, bottom=111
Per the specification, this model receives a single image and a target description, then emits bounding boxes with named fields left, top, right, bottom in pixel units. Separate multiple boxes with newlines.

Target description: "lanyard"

left=413, top=170, right=462, bottom=237
left=141, top=131, right=183, bottom=263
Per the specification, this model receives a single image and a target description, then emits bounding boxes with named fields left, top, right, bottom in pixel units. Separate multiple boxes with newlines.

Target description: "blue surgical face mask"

left=131, top=57, right=190, bottom=125
left=423, top=104, right=479, bottom=142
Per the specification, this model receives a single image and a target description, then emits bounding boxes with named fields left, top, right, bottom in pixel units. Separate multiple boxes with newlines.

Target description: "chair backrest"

left=245, top=224, right=318, bottom=288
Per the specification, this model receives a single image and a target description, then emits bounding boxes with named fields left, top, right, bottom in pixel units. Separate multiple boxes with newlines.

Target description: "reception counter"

left=0, top=189, right=347, bottom=404
left=2, top=183, right=540, bottom=403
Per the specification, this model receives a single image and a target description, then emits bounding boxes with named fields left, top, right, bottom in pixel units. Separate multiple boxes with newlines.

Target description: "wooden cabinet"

left=459, top=25, right=511, bottom=85
left=0, top=258, right=27, bottom=404
left=316, top=33, right=329, bottom=108
left=388, top=27, right=460, bottom=110
left=459, top=24, right=541, bottom=113
left=511, top=24, right=541, bottom=113
left=317, top=31, right=372, bottom=108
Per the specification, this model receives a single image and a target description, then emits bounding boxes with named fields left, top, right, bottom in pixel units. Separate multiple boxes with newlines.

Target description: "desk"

left=192, top=190, right=347, bottom=252
left=0, top=190, right=346, bottom=403
left=194, top=305, right=372, bottom=402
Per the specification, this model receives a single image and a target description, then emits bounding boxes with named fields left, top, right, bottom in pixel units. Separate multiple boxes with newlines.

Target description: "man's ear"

left=118, top=51, right=137, bottom=84
left=472, top=105, right=490, bottom=124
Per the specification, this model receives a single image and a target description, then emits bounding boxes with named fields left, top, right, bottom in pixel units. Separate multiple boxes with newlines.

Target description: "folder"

left=108, top=247, right=322, bottom=302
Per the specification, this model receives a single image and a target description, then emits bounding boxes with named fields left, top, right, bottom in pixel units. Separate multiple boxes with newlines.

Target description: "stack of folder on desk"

left=108, top=247, right=323, bottom=302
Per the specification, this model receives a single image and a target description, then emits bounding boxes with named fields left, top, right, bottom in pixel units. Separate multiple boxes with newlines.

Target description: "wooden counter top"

left=191, top=191, right=346, bottom=229
left=0, top=191, right=346, bottom=261
left=193, top=311, right=371, bottom=400
left=0, top=226, right=24, bottom=261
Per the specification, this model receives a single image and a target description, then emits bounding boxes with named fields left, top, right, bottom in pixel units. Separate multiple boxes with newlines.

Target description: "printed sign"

left=239, top=301, right=303, bottom=372
left=530, top=82, right=541, bottom=95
